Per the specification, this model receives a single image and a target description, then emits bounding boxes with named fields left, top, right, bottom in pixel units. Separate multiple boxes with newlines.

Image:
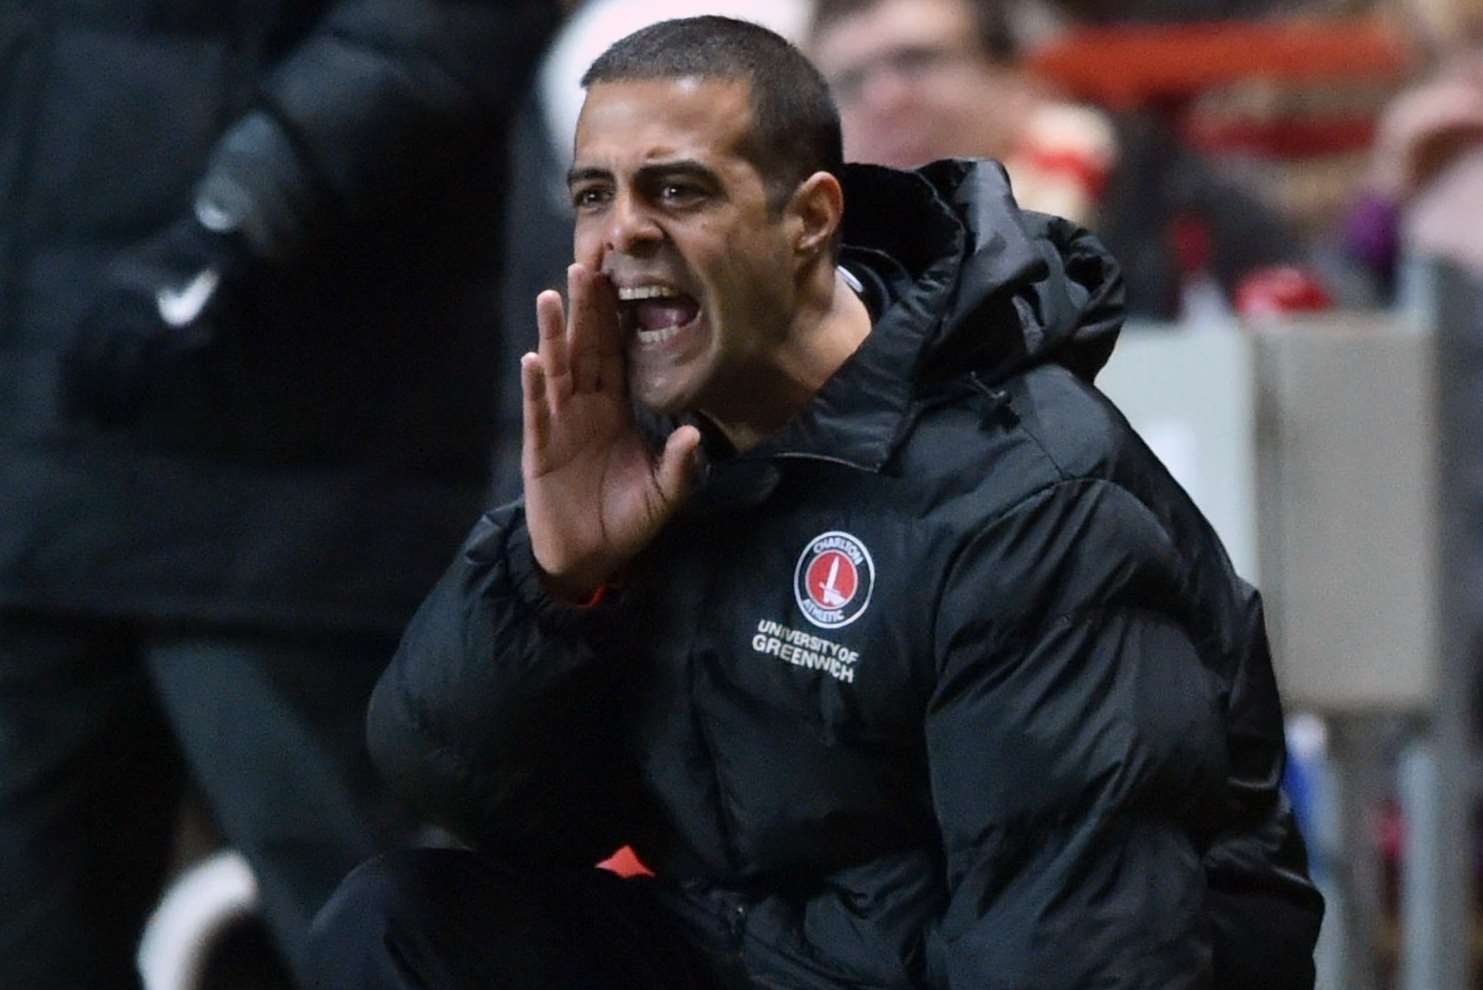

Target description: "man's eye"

left=660, top=183, right=702, bottom=203
left=572, top=187, right=609, bottom=209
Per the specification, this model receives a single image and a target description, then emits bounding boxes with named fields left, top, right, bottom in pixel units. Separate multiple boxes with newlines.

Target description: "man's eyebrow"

left=634, top=160, right=719, bottom=184
left=566, top=166, right=611, bottom=187
left=567, top=160, right=720, bottom=188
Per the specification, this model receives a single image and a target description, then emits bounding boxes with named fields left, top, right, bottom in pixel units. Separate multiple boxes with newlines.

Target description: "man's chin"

left=627, top=377, right=692, bottom=419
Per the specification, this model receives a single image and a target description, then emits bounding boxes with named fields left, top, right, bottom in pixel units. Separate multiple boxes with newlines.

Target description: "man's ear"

left=788, top=171, right=844, bottom=260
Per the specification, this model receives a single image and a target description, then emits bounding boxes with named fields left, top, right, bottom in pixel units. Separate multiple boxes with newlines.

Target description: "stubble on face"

left=569, top=78, right=798, bottom=421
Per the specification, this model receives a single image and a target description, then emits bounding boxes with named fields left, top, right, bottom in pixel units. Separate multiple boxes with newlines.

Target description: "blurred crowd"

left=3, top=0, right=1483, bottom=987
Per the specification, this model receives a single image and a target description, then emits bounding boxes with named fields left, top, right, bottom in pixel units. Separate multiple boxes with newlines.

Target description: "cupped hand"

left=520, top=262, right=701, bottom=601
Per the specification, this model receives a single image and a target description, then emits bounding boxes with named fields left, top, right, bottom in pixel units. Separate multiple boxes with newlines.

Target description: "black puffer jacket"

left=370, top=160, right=1323, bottom=988
left=0, top=0, right=556, bottom=629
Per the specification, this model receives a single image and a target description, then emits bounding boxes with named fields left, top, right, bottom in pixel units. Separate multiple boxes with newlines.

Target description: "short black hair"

left=581, top=15, right=843, bottom=211
left=810, top=0, right=1016, bottom=62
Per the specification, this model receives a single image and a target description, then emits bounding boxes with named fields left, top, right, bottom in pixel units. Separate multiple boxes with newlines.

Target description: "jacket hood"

left=749, top=158, right=1124, bottom=471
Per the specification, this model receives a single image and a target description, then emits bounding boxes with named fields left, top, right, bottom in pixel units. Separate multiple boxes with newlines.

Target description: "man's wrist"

left=535, top=566, right=613, bottom=607
left=569, top=582, right=610, bottom=609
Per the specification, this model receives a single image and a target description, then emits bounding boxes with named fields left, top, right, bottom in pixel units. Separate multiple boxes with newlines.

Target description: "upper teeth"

left=617, top=285, right=680, bottom=301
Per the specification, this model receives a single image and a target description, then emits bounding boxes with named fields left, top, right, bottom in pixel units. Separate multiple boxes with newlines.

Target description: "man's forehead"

left=573, top=76, right=754, bottom=155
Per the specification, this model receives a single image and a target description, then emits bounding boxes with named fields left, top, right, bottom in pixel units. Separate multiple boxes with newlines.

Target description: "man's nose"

left=604, top=193, right=663, bottom=256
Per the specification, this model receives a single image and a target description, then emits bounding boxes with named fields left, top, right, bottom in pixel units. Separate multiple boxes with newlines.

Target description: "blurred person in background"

left=1344, top=0, right=1483, bottom=297
left=807, top=0, right=1116, bottom=230
left=807, top=0, right=1305, bottom=320
left=0, top=1, right=559, bottom=987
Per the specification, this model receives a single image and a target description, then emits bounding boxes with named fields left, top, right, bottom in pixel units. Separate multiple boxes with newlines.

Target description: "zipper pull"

left=968, top=372, right=1016, bottom=429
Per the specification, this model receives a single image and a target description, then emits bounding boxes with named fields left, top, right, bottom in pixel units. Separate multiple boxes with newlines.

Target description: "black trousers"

left=0, top=609, right=401, bottom=990
left=307, top=848, right=747, bottom=989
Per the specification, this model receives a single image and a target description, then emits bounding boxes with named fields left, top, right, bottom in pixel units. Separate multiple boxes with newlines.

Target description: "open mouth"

left=617, top=284, right=701, bottom=345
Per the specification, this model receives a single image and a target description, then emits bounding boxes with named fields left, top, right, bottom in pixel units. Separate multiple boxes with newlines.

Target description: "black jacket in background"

left=0, top=0, right=558, bottom=630
left=371, top=160, right=1323, bottom=988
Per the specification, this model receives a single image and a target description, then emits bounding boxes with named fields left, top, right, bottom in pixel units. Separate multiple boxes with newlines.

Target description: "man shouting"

left=310, top=15, right=1322, bottom=989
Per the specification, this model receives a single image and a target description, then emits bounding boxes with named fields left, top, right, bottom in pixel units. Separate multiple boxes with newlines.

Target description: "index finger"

left=569, top=264, right=623, bottom=393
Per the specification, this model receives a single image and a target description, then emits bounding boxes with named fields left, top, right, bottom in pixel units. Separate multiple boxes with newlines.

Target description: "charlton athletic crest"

left=794, top=531, right=875, bottom=629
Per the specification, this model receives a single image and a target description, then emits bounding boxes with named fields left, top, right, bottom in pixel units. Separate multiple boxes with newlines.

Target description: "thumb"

left=654, top=424, right=703, bottom=510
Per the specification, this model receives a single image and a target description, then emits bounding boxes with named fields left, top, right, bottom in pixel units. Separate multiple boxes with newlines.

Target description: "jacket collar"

left=739, top=164, right=966, bottom=473
left=698, top=158, right=1122, bottom=487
